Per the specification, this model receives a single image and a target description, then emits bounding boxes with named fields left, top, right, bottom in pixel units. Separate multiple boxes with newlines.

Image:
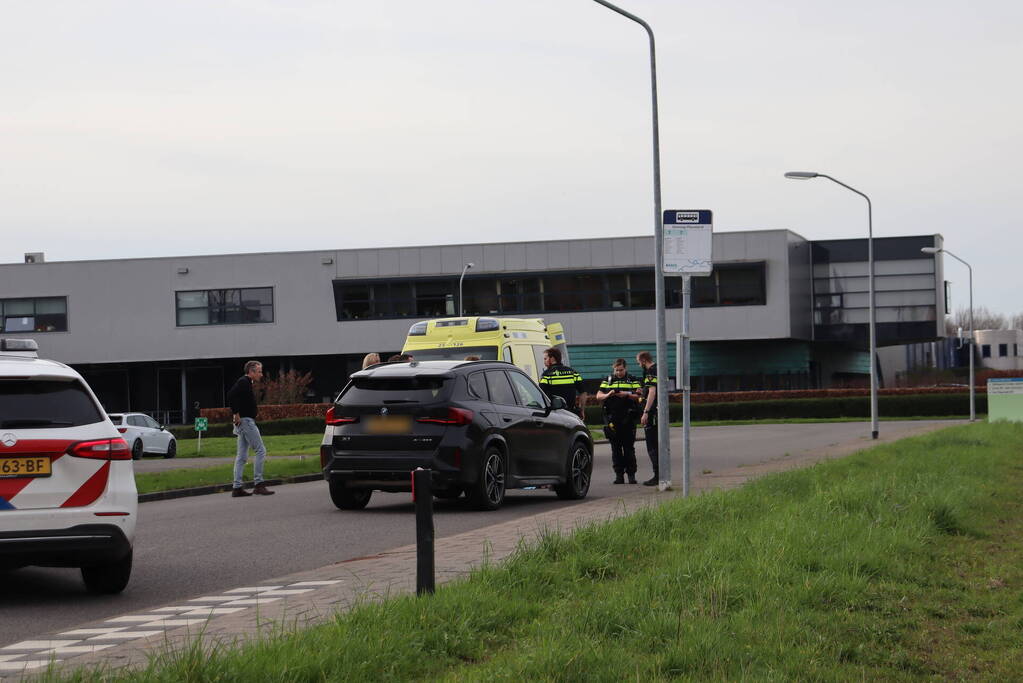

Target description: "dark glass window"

left=339, top=377, right=451, bottom=404
left=485, top=370, right=517, bottom=406
left=999, top=343, right=1008, bottom=357
left=0, top=297, right=68, bottom=333
left=981, top=344, right=991, bottom=358
left=176, top=287, right=274, bottom=327
left=688, top=263, right=766, bottom=307
left=0, top=379, right=103, bottom=428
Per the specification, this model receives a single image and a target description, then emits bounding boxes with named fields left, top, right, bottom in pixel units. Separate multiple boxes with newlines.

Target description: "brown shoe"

left=253, top=483, right=275, bottom=496
left=232, top=487, right=252, bottom=497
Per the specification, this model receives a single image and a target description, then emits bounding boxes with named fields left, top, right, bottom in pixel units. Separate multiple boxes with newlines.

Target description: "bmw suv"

left=0, top=339, right=137, bottom=594
left=320, top=360, right=593, bottom=511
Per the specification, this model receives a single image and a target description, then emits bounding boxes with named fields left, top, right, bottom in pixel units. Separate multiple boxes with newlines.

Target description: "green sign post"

left=988, top=378, right=1023, bottom=423
left=195, top=417, right=209, bottom=453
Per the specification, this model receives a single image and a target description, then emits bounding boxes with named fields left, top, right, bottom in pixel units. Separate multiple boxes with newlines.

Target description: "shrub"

left=259, top=370, right=315, bottom=405
left=170, top=416, right=326, bottom=440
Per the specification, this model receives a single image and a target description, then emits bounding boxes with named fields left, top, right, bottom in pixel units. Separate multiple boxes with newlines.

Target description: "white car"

left=107, top=412, right=177, bottom=460
left=0, top=338, right=137, bottom=594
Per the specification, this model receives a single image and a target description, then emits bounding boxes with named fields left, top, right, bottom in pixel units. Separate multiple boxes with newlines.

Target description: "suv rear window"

left=0, top=379, right=104, bottom=428
left=340, top=377, right=451, bottom=404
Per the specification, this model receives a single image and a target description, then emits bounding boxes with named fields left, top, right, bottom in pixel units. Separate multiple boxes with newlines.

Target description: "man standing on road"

left=595, top=358, right=642, bottom=484
left=227, top=360, right=274, bottom=497
left=537, top=347, right=582, bottom=416
left=636, top=350, right=660, bottom=486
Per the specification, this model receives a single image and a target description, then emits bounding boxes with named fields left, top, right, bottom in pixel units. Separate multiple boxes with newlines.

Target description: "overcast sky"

left=3, top=1, right=1020, bottom=315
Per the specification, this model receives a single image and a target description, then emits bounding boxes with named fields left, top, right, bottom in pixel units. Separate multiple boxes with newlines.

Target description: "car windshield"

left=339, top=377, right=452, bottom=405
left=402, top=346, right=498, bottom=362
left=0, top=379, right=104, bottom=428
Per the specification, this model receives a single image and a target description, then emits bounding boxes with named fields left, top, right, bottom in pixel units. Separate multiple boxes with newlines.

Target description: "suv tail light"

left=117, top=427, right=128, bottom=434
left=325, top=406, right=359, bottom=425
left=416, top=407, right=474, bottom=426
left=68, top=438, right=132, bottom=461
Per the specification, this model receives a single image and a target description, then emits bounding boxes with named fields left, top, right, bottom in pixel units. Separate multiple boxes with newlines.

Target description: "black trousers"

left=644, top=421, right=658, bottom=476
left=608, top=421, right=637, bottom=475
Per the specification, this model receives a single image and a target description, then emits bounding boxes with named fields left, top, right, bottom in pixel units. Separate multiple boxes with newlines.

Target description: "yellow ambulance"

left=400, top=317, right=568, bottom=383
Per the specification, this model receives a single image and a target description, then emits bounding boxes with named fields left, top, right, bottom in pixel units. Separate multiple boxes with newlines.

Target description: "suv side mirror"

left=550, top=395, right=567, bottom=411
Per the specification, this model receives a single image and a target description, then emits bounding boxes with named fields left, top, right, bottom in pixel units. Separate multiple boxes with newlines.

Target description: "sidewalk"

left=7, top=420, right=951, bottom=679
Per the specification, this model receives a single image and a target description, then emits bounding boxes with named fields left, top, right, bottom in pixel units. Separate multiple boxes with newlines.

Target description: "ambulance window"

left=502, top=347, right=512, bottom=363
left=532, top=345, right=547, bottom=372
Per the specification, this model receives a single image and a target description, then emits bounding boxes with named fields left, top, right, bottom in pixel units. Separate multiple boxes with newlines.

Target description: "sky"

left=3, top=0, right=1021, bottom=316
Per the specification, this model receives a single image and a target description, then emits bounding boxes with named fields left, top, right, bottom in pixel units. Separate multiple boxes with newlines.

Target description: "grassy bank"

left=134, top=457, right=322, bottom=495
left=166, top=433, right=321, bottom=459
left=73, top=420, right=1023, bottom=680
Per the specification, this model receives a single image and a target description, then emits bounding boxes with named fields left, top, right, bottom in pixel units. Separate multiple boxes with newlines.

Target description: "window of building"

left=0, top=297, right=68, bottom=333
left=981, top=344, right=991, bottom=358
left=176, top=288, right=274, bottom=326
left=332, top=263, right=767, bottom=321
left=999, top=343, right=1008, bottom=357
left=1015, top=343, right=1019, bottom=357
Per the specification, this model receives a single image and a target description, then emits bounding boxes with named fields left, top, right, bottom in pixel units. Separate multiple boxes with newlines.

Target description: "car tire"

left=164, top=439, right=177, bottom=459
left=81, top=550, right=133, bottom=595
left=467, top=446, right=506, bottom=511
left=554, top=441, right=593, bottom=500
left=329, top=480, right=372, bottom=510
left=131, top=440, right=143, bottom=460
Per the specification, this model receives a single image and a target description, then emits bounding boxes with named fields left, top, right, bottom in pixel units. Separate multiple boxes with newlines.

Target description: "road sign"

left=988, top=378, right=1023, bottom=423
left=195, top=417, right=208, bottom=432
left=662, top=210, right=713, bottom=276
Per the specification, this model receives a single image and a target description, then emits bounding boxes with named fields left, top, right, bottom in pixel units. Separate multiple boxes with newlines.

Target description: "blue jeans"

left=233, top=417, right=266, bottom=488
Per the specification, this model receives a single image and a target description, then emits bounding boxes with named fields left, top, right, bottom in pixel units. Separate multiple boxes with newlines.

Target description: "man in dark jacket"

left=537, top=347, right=582, bottom=415
left=226, top=360, right=274, bottom=497
left=595, top=358, right=642, bottom=484
left=636, top=350, right=659, bottom=486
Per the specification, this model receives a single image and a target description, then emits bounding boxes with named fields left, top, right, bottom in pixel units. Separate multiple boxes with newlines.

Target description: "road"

left=0, top=420, right=955, bottom=646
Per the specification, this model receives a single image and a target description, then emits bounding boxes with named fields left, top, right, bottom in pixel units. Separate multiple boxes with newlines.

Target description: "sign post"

left=195, top=417, right=208, bottom=454
left=662, top=210, right=713, bottom=497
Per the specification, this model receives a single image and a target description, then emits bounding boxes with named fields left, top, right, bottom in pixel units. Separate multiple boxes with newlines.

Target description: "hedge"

left=170, top=416, right=326, bottom=440
left=583, top=393, right=985, bottom=424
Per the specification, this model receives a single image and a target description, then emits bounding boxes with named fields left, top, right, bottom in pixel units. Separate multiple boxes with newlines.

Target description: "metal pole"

left=942, top=249, right=975, bottom=422
left=412, top=468, right=435, bottom=595
left=682, top=274, right=691, bottom=496
left=458, top=263, right=473, bottom=317
left=590, top=0, right=669, bottom=489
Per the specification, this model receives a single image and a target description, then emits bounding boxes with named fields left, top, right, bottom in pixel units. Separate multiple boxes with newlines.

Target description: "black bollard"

left=412, top=468, right=435, bottom=595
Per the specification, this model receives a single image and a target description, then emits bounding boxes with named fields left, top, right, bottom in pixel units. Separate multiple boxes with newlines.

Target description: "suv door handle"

left=502, top=416, right=513, bottom=423
left=532, top=419, right=544, bottom=427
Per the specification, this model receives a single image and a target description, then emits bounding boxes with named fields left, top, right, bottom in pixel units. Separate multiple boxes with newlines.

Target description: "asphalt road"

left=0, top=420, right=955, bottom=646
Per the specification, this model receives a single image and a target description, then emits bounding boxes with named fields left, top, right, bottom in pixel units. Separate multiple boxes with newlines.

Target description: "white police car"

left=0, top=339, right=137, bottom=594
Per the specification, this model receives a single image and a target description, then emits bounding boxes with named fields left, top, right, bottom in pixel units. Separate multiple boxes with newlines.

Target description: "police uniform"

left=538, top=363, right=582, bottom=412
left=640, top=362, right=659, bottom=482
left=599, top=372, right=642, bottom=482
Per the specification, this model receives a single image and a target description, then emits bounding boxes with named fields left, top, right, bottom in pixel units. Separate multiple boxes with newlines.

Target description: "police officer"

left=636, top=350, right=659, bottom=486
left=596, top=358, right=642, bottom=484
left=537, top=347, right=582, bottom=414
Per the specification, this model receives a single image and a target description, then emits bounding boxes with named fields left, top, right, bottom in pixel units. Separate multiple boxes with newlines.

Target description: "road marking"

left=224, top=585, right=283, bottom=593
left=3, top=640, right=80, bottom=650
left=0, top=660, right=53, bottom=672
left=180, top=607, right=247, bottom=616
left=291, top=580, right=341, bottom=586
left=42, top=644, right=117, bottom=655
left=221, top=597, right=282, bottom=606
left=86, top=631, right=164, bottom=640
left=139, top=619, right=210, bottom=628
left=59, top=628, right=129, bottom=636
left=106, top=616, right=166, bottom=623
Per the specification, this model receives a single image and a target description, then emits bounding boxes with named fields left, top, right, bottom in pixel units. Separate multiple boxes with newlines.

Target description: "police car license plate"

left=0, top=456, right=52, bottom=479
left=365, top=415, right=412, bottom=434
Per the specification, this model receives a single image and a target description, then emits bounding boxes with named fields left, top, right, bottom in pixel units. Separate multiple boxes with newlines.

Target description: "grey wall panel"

left=398, top=249, right=419, bottom=275
left=483, top=245, right=505, bottom=272
left=357, top=251, right=380, bottom=277
left=441, top=247, right=462, bottom=274
left=569, top=240, right=591, bottom=268
left=547, top=241, right=571, bottom=269
left=378, top=249, right=399, bottom=276
left=590, top=239, right=614, bottom=267
left=505, top=243, right=526, bottom=271
left=420, top=247, right=442, bottom=274
left=525, top=242, right=548, bottom=270
left=611, top=239, right=635, bottom=267
left=787, top=233, right=813, bottom=340
left=462, top=245, right=484, bottom=272
left=339, top=250, right=359, bottom=277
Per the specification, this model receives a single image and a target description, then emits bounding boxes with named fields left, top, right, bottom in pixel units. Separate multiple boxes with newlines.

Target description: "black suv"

left=320, top=360, right=593, bottom=511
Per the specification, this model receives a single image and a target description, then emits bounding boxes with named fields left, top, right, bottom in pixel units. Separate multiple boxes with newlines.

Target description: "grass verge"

left=134, top=457, right=322, bottom=495
left=163, top=433, right=321, bottom=459
left=65, top=420, right=1023, bottom=680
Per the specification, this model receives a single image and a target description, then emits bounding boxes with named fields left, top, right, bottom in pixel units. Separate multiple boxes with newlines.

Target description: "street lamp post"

left=590, top=0, right=673, bottom=491
left=785, top=171, right=879, bottom=439
left=459, top=262, right=474, bottom=317
left=922, top=246, right=974, bottom=421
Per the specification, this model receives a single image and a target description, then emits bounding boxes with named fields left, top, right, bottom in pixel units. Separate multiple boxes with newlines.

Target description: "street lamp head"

left=465, top=262, right=475, bottom=269
left=784, top=171, right=819, bottom=180
left=920, top=247, right=941, bottom=254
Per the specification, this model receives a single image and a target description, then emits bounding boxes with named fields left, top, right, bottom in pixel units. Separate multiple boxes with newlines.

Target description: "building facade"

left=0, top=231, right=946, bottom=423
